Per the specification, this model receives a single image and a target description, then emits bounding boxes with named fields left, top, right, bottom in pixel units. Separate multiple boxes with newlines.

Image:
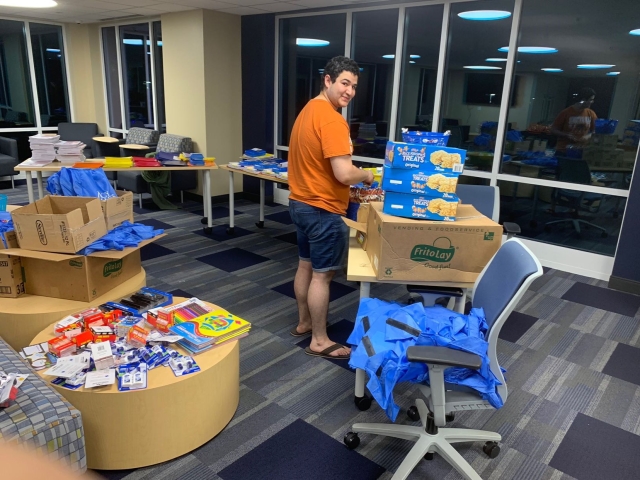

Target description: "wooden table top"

left=15, top=159, right=218, bottom=172
left=220, top=164, right=289, bottom=184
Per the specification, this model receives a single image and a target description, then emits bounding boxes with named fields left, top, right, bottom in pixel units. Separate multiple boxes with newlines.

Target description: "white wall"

left=610, top=74, right=640, bottom=136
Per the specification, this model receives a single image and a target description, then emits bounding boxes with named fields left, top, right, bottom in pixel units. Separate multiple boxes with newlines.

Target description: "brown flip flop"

left=290, top=326, right=312, bottom=337
left=304, top=343, right=350, bottom=360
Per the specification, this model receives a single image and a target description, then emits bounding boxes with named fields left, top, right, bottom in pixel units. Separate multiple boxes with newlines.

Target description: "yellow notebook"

left=170, top=309, right=251, bottom=345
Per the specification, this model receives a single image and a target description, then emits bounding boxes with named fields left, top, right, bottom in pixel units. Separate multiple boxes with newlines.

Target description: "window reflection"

left=0, top=19, right=35, bottom=128
left=153, top=22, right=165, bottom=133
left=30, top=23, right=70, bottom=127
left=278, top=14, right=347, bottom=146
left=120, top=23, right=153, bottom=130
left=441, top=0, right=515, bottom=170
left=349, top=9, right=399, bottom=160
left=396, top=4, right=444, bottom=139
left=102, top=26, right=122, bottom=130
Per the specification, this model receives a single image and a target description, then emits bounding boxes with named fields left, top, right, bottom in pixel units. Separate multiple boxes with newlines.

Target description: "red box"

left=147, top=308, right=174, bottom=333
left=48, top=336, right=77, bottom=357
left=127, top=325, right=148, bottom=347
left=90, top=325, right=116, bottom=343
left=84, top=312, right=105, bottom=330
left=72, top=330, right=93, bottom=348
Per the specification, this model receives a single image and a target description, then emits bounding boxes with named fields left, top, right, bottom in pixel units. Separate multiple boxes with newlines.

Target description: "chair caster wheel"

left=407, top=406, right=420, bottom=421
left=201, top=217, right=207, bottom=224
left=446, top=413, right=455, bottom=422
left=226, top=227, right=235, bottom=235
left=483, top=441, right=500, bottom=459
left=344, top=432, right=360, bottom=450
left=424, top=452, right=434, bottom=460
left=256, top=221, right=264, bottom=228
left=203, top=227, right=212, bottom=234
left=354, top=395, right=372, bottom=411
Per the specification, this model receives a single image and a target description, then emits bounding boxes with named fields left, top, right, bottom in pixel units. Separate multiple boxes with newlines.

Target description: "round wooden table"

left=31, top=298, right=240, bottom=470
left=0, top=269, right=146, bottom=351
left=92, top=136, right=120, bottom=144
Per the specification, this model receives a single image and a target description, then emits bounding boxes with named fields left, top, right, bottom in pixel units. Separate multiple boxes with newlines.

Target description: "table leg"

left=226, top=170, right=235, bottom=235
left=354, top=280, right=372, bottom=411
left=25, top=171, right=34, bottom=203
left=202, top=170, right=212, bottom=234
left=256, top=179, right=265, bottom=228
left=36, top=171, right=44, bottom=199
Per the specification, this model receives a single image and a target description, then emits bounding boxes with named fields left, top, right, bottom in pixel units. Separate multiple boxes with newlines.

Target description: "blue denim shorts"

left=289, top=199, right=349, bottom=272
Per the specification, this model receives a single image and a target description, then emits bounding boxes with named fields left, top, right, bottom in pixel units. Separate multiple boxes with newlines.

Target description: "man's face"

left=579, top=96, right=595, bottom=109
left=324, top=71, right=358, bottom=109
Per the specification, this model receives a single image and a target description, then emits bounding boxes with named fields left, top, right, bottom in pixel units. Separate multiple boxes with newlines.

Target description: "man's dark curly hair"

left=322, top=56, right=360, bottom=86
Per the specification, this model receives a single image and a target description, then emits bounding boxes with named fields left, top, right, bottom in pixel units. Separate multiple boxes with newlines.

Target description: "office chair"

left=345, top=238, right=543, bottom=480
left=407, top=185, right=520, bottom=307
left=544, top=158, right=607, bottom=238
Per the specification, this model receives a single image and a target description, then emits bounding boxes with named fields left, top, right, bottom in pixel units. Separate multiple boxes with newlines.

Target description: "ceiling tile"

left=146, top=3, right=197, bottom=12
left=256, top=2, right=303, bottom=12
left=217, top=5, right=265, bottom=15
left=118, top=6, right=166, bottom=15
left=72, top=0, right=126, bottom=9
left=290, top=0, right=344, bottom=7
left=101, top=0, right=163, bottom=6
left=222, top=0, right=277, bottom=6
left=167, top=0, right=235, bottom=8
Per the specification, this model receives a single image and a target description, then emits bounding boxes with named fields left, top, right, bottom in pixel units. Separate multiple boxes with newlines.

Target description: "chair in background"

left=117, top=133, right=196, bottom=208
left=345, top=238, right=544, bottom=480
left=0, top=136, right=20, bottom=188
left=407, top=185, right=520, bottom=307
left=57, top=122, right=100, bottom=158
left=544, top=157, right=608, bottom=238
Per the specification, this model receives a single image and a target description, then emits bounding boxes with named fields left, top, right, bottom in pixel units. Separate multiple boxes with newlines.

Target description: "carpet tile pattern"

left=4, top=185, right=640, bottom=479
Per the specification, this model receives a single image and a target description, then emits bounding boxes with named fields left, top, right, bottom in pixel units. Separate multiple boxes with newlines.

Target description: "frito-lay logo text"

left=103, top=260, right=123, bottom=277
left=411, top=237, right=455, bottom=263
left=69, top=260, right=83, bottom=268
left=35, top=220, right=47, bottom=245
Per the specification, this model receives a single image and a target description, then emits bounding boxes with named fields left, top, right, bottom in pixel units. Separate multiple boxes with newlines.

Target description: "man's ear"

left=324, top=74, right=332, bottom=89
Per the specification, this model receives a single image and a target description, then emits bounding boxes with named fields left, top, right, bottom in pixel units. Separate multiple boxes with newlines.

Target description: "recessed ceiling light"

left=46, top=48, right=60, bottom=53
left=577, top=64, right=614, bottom=69
left=410, top=61, right=415, bottom=64
left=541, top=68, right=563, bottom=72
left=486, top=58, right=508, bottom=62
left=410, top=55, right=420, bottom=59
left=382, top=54, right=395, bottom=59
left=0, top=0, right=56, bottom=6
left=629, top=29, right=640, bottom=36
left=607, top=72, right=621, bottom=76
left=499, top=46, right=558, bottom=54
left=123, top=39, right=143, bottom=45
left=458, top=10, right=511, bottom=21
left=464, top=66, right=502, bottom=70
left=296, top=38, right=329, bottom=47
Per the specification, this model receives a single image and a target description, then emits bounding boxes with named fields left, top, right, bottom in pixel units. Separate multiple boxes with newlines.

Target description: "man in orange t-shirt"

left=551, top=87, right=597, bottom=153
left=288, top=56, right=374, bottom=360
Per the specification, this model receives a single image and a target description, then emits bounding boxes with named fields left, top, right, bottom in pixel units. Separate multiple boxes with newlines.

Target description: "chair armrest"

left=502, top=222, right=521, bottom=236
left=407, top=346, right=482, bottom=369
left=406, top=286, right=464, bottom=297
left=0, top=136, right=18, bottom=159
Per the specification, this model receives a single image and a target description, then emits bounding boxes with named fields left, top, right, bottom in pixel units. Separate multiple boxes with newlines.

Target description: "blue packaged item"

left=506, top=130, right=523, bottom=142
left=383, top=191, right=459, bottom=221
left=401, top=130, right=450, bottom=146
left=244, top=148, right=267, bottom=157
left=595, top=119, right=618, bottom=135
left=348, top=298, right=503, bottom=421
left=117, top=363, right=148, bottom=391
left=382, top=166, right=458, bottom=197
left=473, top=133, right=492, bottom=147
left=46, top=167, right=117, bottom=200
left=78, top=221, right=163, bottom=256
left=384, top=141, right=466, bottom=173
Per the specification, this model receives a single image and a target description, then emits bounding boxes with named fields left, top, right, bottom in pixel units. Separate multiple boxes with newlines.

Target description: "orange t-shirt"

left=552, top=105, right=597, bottom=151
left=288, top=98, right=353, bottom=215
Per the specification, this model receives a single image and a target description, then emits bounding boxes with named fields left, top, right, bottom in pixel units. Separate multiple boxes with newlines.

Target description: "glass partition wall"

left=275, top=0, right=640, bottom=276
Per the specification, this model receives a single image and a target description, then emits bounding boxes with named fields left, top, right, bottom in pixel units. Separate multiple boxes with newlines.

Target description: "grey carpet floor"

left=4, top=181, right=640, bottom=480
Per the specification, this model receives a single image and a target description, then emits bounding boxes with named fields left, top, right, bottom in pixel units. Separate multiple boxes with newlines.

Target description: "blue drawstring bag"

left=46, top=168, right=116, bottom=200
left=474, top=134, right=492, bottom=146
left=506, top=130, right=523, bottom=142
left=79, top=221, right=163, bottom=255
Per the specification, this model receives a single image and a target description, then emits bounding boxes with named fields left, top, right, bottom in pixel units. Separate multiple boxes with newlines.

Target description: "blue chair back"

left=456, top=184, right=499, bottom=221
left=473, top=239, right=541, bottom=331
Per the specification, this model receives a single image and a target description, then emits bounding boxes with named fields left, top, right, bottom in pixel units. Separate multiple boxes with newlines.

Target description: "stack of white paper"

left=29, top=134, right=60, bottom=163
left=55, top=140, right=86, bottom=163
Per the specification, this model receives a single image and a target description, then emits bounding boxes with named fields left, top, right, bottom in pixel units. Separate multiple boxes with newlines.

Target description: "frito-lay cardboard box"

left=11, top=196, right=108, bottom=254
left=101, top=190, right=134, bottom=230
left=359, top=202, right=501, bottom=283
left=0, top=254, right=25, bottom=298
left=3, top=235, right=165, bottom=302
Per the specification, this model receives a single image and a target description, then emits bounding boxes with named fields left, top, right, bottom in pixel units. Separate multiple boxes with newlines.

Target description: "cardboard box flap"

left=342, top=217, right=367, bottom=233
left=87, top=234, right=167, bottom=259
left=12, top=196, right=101, bottom=229
left=1, top=247, right=81, bottom=262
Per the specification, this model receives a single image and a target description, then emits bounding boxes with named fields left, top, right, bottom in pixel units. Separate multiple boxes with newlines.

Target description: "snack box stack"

left=381, top=140, right=466, bottom=221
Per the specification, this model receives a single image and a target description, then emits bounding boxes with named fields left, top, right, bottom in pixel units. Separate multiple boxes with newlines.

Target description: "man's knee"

left=311, top=270, right=335, bottom=284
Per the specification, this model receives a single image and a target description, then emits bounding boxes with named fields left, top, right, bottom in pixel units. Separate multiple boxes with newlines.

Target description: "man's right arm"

left=330, top=155, right=374, bottom=186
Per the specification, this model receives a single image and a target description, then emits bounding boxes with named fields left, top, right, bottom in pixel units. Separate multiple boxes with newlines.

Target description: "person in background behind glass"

left=550, top=87, right=597, bottom=154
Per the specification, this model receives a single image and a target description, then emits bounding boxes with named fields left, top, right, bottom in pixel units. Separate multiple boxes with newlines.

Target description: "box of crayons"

left=146, top=298, right=212, bottom=333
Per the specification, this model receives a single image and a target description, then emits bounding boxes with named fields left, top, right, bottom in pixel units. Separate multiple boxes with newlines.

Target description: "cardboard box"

left=591, top=134, right=618, bottom=150
left=11, top=196, right=108, bottom=254
left=355, top=202, right=502, bottom=283
left=0, top=230, right=19, bottom=250
left=381, top=166, right=459, bottom=197
left=383, top=192, right=459, bottom=221
left=384, top=141, right=466, bottom=173
left=0, top=254, right=25, bottom=298
left=504, top=140, right=531, bottom=154
left=101, top=190, right=134, bottom=230
left=3, top=235, right=164, bottom=302
left=531, top=139, right=548, bottom=152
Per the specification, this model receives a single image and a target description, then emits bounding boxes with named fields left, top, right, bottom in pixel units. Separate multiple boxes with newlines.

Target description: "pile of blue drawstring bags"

left=348, top=298, right=504, bottom=421
left=46, top=168, right=163, bottom=255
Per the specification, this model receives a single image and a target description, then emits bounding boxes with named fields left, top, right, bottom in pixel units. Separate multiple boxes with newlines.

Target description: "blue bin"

left=346, top=202, right=360, bottom=221
left=595, top=119, right=618, bottom=134
left=0, top=194, right=6, bottom=212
